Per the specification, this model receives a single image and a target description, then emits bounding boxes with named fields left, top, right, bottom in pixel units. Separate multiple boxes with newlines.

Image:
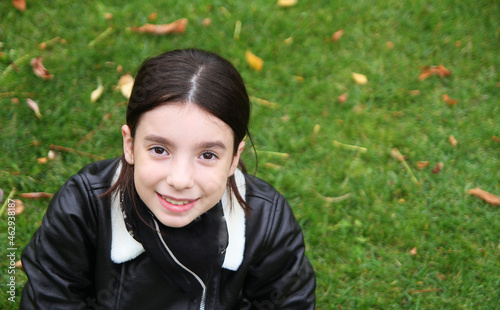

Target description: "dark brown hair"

left=107, top=48, right=253, bottom=214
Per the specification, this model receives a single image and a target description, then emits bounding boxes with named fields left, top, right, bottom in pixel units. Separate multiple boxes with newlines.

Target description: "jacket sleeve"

left=20, top=174, right=99, bottom=310
left=242, top=191, right=316, bottom=309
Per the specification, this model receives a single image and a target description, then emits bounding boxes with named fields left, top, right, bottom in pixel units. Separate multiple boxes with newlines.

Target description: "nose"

left=165, top=158, right=194, bottom=190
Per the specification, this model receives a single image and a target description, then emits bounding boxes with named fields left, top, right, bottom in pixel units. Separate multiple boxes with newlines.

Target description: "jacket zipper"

left=152, top=219, right=207, bottom=310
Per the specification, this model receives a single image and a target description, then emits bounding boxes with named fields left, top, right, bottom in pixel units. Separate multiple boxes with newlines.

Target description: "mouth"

left=156, top=193, right=198, bottom=213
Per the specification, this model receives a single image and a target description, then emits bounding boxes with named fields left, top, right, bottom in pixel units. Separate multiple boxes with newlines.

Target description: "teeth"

left=162, top=195, right=190, bottom=205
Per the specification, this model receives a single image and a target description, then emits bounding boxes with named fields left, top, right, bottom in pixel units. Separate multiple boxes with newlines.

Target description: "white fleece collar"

left=110, top=163, right=246, bottom=271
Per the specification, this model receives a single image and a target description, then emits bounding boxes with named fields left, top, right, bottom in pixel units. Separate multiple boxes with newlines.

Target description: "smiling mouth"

left=159, top=194, right=193, bottom=205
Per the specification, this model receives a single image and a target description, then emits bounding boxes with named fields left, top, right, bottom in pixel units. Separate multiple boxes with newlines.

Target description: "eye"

left=200, top=151, right=218, bottom=160
left=151, top=146, right=168, bottom=155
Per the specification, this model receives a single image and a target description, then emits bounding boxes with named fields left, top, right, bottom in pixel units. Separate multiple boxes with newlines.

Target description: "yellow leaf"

left=277, top=0, right=298, bottom=7
left=352, top=72, right=367, bottom=85
left=117, top=73, right=134, bottom=99
left=245, top=50, right=263, bottom=71
left=90, top=77, right=104, bottom=103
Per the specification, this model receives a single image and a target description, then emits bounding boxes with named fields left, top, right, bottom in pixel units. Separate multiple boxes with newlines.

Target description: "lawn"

left=1, top=0, right=499, bottom=309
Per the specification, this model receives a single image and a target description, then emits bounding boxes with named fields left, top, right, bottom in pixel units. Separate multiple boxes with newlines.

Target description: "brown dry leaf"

left=386, top=41, right=394, bottom=49
left=432, top=162, right=443, bottom=174
left=338, top=92, right=347, bottom=103
left=416, top=161, right=429, bottom=169
left=437, top=274, right=447, bottom=280
left=245, top=50, right=264, bottom=71
left=442, top=94, right=459, bottom=105
left=19, top=192, right=54, bottom=199
left=352, top=72, right=367, bottom=85
left=277, top=0, right=298, bottom=7
left=448, top=135, right=457, bottom=146
left=148, top=12, right=157, bottom=22
left=30, top=57, right=54, bottom=80
left=410, top=90, right=421, bottom=96
left=13, top=199, right=24, bottom=215
left=130, top=18, right=188, bottom=35
left=117, top=73, right=134, bottom=99
left=202, top=18, right=212, bottom=27
left=104, top=12, right=113, bottom=20
left=37, top=157, right=48, bottom=164
left=419, top=64, right=451, bottom=80
left=468, top=188, right=500, bottom=206
left=13, top=0, right=26, bottom=11
left=409, top=247, right=417, bottom=256
left=15, top=260, right=23, bottom=271
left=332, top=29, right=344, bottom=42
left=493, top=136, right=500, bottom=143
left=26, top=98, right=42, bottom=119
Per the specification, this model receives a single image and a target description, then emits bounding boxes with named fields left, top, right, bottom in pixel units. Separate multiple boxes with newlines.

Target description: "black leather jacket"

left=21, top=158, right=316, bottom=309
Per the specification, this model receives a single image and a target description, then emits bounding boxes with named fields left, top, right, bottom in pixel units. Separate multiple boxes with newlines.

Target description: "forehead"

left=136, top=103, right=234, bottom=144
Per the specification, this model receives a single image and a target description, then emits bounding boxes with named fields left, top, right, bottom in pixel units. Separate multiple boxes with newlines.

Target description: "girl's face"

left=122, top=103, right=245, bottom=228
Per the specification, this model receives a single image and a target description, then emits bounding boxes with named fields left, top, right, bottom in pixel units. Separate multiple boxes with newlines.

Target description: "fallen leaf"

left=386, top=41, right=394, bottom=49
left=311, top=124, right=320, bottom=144
left=338, top=92, right=347, bottom=103
left=47, top=150, right=56, bottom=160
left=448, top=135, right=457, bottom=146
left=19, top=192, right=54, bottom=199
left=245, top=50, right=264, bottom=71
left=437, top=274, right=447, bottom=280
left=104, top=12, right=113, bottom=20
left=432, top=162, right=443, bottom=174
left=202, top=18, right=212, bottom=26
left=26, top=98, right=42, bottom=119
left=332, top=29, right=344, bottom=42
left=442, top=94, right=459, bottom=105
left=130, top=18, right=188, bottom=35
left=148, top=12, right=157, bottom=22
left=493, top=136, right=500, bottom=143
left=30, top=57, right=54, bottom=80
left=91, top=77, right=104, bottom=103
left=251, top=96, right=279, bottom=109
left=117, top=73, right=134, bottom=99
left=13, top=199, right=24, bottom=215
left=277, top=0, right=298, bottom=7
left=15, top=260, right=23, bottom=271
left=468, top=188, right=500, bottom=206
left=410, top=247, right=417, bottom=256
left=410, top=90, right=421, bottom=96
left=352, top=72, right=367, bottom=85
left=419, top=64, right=451, bottom=80
left=284, top=37, right=294, bottom=45
left=13, top=0, right=26, bottom=11
left=37, top=157, right=48, bottom=164
left=416, top=161, right=429, bottom=169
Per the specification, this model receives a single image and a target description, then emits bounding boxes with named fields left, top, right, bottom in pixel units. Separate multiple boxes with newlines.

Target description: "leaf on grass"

left=448, top=135, right=457, bottom=146
left=246, top=50, right=264, bottom=71
left=432, top=162, right=443, bottom=174
left=15, top=260, right=23, bottom=271
left=332, top=29, right=344, bottom=42
left=251, top=96, right=279, bottom=109
left=442, top=94, right=459, bottom=105
left=468, top=188, right=500, bottom=206
left=37, top=157, right=48, bottom=164
left=416, top=161, right=429, bottom=169
left=130, top=18, right=188, bottom=35
left=30, top=57, right=53, bottom=80
left=409, top=247, right=417, bottom=256
left=117, top=73, right=134, bottom=99
left=19, top=192, right=53, bottom=199
left=419, top=64, right=451, bottom=80
left=493, top=136, right=500, bottom=143
left=13, top=199, right=24, bottom=215
left=386, top=41, right=394, bottom=49
left=352, top=72, right=367, bottom=85
left=338, top=92, right=347, bottom=103
left=311, top=124, right=320, bottom=144
left=148, top=12, right=157, bottom=22
left=26, top=98, right=42, bottom=119
left=13, top=0, right=26, bottom=11
left=91, top=77, right=104, bottom=103
left=277, top=0, right=298, bottom=7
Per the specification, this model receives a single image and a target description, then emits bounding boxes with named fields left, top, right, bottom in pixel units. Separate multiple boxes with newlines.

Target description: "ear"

left=229, top=140, right=245, bottom=176
left=122, top=125, right=134, bottom=165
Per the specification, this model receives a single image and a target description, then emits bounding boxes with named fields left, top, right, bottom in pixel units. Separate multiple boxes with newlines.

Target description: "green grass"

left=1, top=0, right=499, bottom=308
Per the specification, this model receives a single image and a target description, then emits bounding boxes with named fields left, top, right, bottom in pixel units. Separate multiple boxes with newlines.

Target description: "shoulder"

left=75, top=158, right=120, bottom=190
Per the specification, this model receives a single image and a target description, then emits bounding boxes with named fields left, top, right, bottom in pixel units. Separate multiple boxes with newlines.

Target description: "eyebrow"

left=143, top=134, right=227, bottom=150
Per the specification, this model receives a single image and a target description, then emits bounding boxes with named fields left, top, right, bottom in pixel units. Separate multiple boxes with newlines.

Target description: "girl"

left=21, top=49, right=316, bottom=309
